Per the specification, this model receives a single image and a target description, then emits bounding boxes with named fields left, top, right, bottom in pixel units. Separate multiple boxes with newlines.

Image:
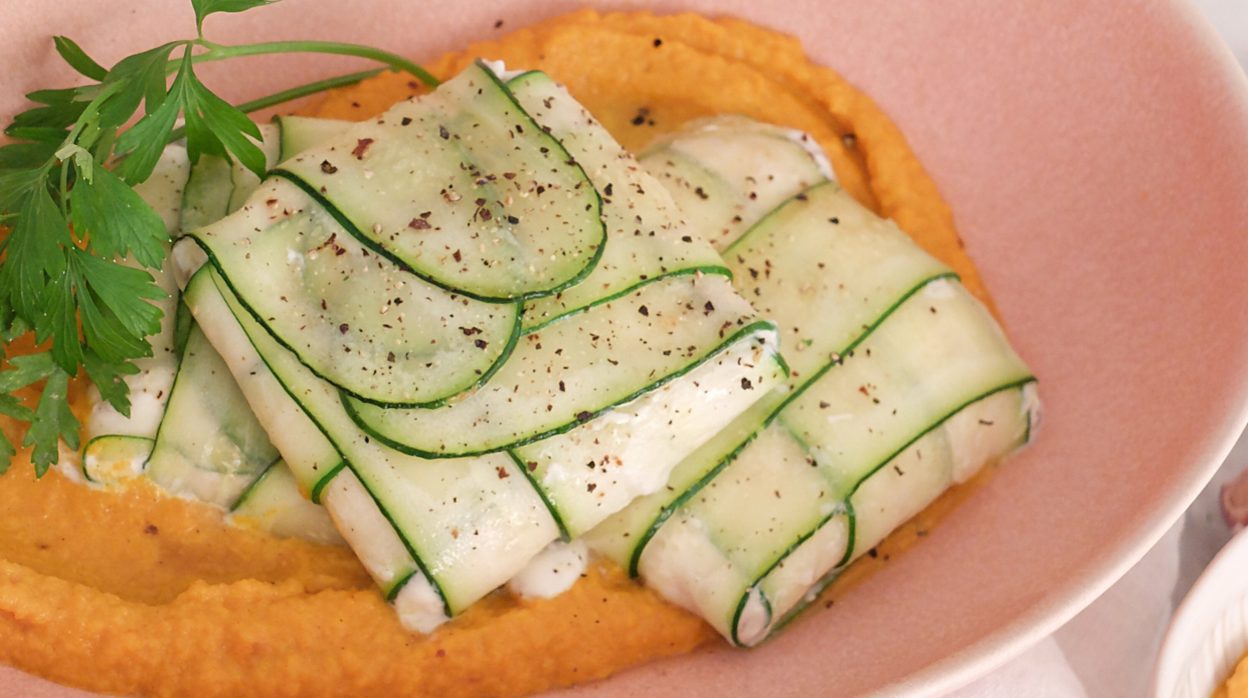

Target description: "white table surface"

left=951, top=3, right=1248, bottom=695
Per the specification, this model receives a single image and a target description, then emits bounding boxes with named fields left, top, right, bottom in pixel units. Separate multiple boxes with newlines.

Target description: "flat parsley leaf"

left=3, top=186, right=71, bottom=329
left=0, top=142, right=59, bottom=174
left=37, top=252, right=84, bottom=375
left=101, top=42, right=182, bottom=149
left=0, top=352, right=57, bottom=393
left=0, top=353, right=56, bottom=475
left=0, top=395, right=25, bottom=474
left=53, top=36, right=108, bottom=81
left=191, top=0, right=273, bottom=36
left=114, top=89, right=182, bottom=184
left=185, top=64, right=266, bottom=179
left=74, top=249, right=165, bottom=355
left=0, top=168, right=41, bottom=214
left=23, top=367, right=79, bottom=476
left=7, top=88, right=89, bottom=134
left=82, top=346, right=140, bottom=417
left=71, top=158, right=169, bottom=268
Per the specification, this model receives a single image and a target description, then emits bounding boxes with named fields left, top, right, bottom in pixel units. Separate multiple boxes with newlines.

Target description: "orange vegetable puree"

left=1216, top=651, right=1248, bottom=698
left=0, top=10, right=1001, bottom=698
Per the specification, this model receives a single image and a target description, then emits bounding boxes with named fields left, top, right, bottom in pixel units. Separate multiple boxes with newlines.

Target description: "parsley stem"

left=236, top=67, right=388, bottom=114
left=165, top=67, right=386, bottom=144
left=196, top=40, right=439, bottom=89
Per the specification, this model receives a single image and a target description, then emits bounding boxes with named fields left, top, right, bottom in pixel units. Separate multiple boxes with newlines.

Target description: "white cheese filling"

left=507, top=540, right=589, bottom=599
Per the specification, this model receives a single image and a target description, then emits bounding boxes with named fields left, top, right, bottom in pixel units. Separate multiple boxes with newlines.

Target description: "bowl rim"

left=871, top=1, right=1248, bottom=691
left=874, top=406, right=1248, bottom=697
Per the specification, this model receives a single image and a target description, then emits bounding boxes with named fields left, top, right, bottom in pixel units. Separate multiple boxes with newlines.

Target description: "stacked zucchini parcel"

left=170, top=61, right=786, bottom=631
left=584, top=118, right=1040, bottom=646
left=87, top=62, right=1038, bottom=642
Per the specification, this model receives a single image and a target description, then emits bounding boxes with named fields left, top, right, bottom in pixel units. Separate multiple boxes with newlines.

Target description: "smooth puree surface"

left=0, top=10, right=995, bottom=698
left=1216, top=651, right=1248, bottom=698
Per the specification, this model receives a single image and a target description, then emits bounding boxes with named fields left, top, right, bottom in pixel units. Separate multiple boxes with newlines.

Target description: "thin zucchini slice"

left=585, top=183, right=954, bottom=576
left=202, top=267, right=560, bottom=619
left=146, top=323, right=280, bottom=508
left=847, top=384, right=1039, bottom=559
left=506, top=71, right=729, bottom=331
left=275, top=60, right=606, bottom=301
left=269, top=93, right=727, bottom=333
left=133, top=144, right=193, bottom=234
left=274, top=115, right=351, bottom=162
left=637, top=381, right=1037, bottom=647
left=764, top=384, right=1039, bottom=639
left=636, top=423, right=850, bottom=646
left=86, top=144, right=189, bottom=442
left=777, top=277, right=1034, bottom=501
left=179, top=176, right=521, bottom=407
left=81, top=435, right=154, bottom=485
left=581, top=387, right=788, bottom=575
left=319, top=468, right=422, bottom=601
left=585, top=125, right=1039, bottom=646
left=182, top=125, right=282, bottom=230
left=344, top=273, right=769, bottom=457
left=722, top=180, right=954, bottom=380
left=178, top=153, right=232, bottom=235
left=226, top=123, right=281, bottom=214
left=640, top=115, right=831, bottom=251
left=510, top=332, right=787, bottom=539
left=181, top=267, right=344, bottom=501
left=231, top=460, right=346, bottom=546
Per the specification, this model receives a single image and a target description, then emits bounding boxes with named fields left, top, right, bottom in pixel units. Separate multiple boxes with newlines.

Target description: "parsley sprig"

left=0, top=0, right=438, bottom=476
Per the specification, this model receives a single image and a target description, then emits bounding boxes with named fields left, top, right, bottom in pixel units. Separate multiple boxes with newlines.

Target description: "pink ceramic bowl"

left=3, top=1, right=1248, bottom=696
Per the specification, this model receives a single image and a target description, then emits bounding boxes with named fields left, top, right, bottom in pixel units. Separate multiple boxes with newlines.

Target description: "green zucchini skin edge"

left=173, top=300, right=194, bottom=359
left=308, top=460, right=347, bottom=506
left=266, top=170, right=603, bottom=307
left=622, top=269, right=958, bottom=579
left=182, top=235, right=526, bottom=411
left=205, top=269, right=452, bottom=618
left=625, top=425, right=763, bottom=578
left=730, top=587, right=774, bottom=648
left=757, top=522, right=850, bottom=646
left=385, top=569, right=418, bottom=603
left=339, top=318, right=785, bottom=459
left=754, top=390, right=1037, bottom=646
left=469, top=60, right=607, bottom=301
left=763, top=273, right=963, bottom=426
left=353, top=477, right=451, bottom=617
left=80, top=435, right=155, bottom=484
left=520, top=264, right=735, bottom=335
left=727, top=378, right=1037, bottom=647
left=228, top=459, right=279, bottom=513
left=506, top=69, right=731, bottom=333
left=505, top=70, right=545, bottom=85
left=505, top=450, right=571, bottom=541
left=720, top=178, right=834, bottom=258
left=270, top=64, right=609, bottom=305
left=194, top=269, right=348, bottom=502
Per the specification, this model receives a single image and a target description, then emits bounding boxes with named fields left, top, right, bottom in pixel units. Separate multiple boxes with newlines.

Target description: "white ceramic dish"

left=1154, top=527, right=1248, bottom=698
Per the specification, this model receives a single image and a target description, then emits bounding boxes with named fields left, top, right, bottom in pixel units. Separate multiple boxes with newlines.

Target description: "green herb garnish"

left=0, top=0, right=438, bottom=476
